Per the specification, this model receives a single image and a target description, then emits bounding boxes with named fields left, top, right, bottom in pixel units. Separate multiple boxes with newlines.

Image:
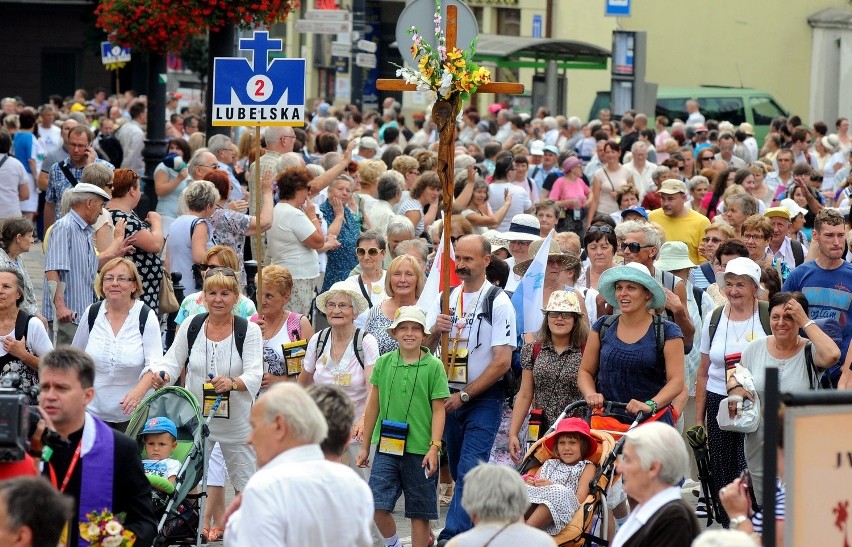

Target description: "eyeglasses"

left=105, top=183, right=114, bottom=190
left=450, top=235, right=462, bottom=244
left=201, top=164, right=219, bottom=170
left=587, top=225, right=614, bottom=234
left=325, top=302, right=353, bottom=310
left=407, top=170, right=420, bottom=176
left=620, top=241, right=654, bottom=253
left=547, top=311, right=574, bottom=319
left=356, top=247, right=381, bottom=257
left=700, top=156, right=713, bottom=161
left=102, top=275, right=134, bottom=284
left=742, top=233, right=766, bottom=241
left=702, top=236, right=723, bottom=244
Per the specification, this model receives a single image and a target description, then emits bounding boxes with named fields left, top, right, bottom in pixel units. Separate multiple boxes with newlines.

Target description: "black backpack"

left=184, top=313, right=248, bottom=366
left=314, top=327, right=366, bottom=369
left=0, top=311, right=32, bottom=368
left=87, top=301, right=152, bottom=337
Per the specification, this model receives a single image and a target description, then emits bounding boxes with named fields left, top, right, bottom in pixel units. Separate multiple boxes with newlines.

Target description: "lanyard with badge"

left=378, top=352, right=421, bottom=456
left=447, top=285, right=483, bottom=384
left=48, top=441, right=81, bottom=546
left=203, top=323, right=232, bottom=419
left=319, top=332, right=352, bottom=386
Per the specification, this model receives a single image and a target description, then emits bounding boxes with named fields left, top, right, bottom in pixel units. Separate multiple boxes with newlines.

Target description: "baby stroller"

left=126, top=386, right=212, bottom=547
left=517, top=401, right=647, bottom=546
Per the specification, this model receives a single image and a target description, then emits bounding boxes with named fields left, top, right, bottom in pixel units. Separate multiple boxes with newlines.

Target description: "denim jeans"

left=437, top=384, right=504, bottom=541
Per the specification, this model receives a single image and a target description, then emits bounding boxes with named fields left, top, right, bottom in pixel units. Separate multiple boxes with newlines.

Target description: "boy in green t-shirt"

left=357, top=306, right=449, bottom=547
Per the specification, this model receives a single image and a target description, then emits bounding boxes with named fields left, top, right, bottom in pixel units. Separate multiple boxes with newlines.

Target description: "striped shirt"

left=751, top=480, right=786, bottom=534
left=45, top=157, right=113, bottom=212
left=43, top=210, right=98, bottom=322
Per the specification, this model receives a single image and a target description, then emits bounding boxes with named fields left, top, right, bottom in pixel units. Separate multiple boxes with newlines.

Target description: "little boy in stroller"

left=141, top=417, right=181, bottom=493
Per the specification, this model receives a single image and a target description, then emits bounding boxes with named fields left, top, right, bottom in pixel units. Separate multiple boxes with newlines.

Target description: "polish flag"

left=418, top=231, right=459, bottom=316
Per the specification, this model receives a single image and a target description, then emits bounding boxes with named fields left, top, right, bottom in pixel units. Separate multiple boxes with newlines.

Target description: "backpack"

left=707, top=300, right=771, bottom=345
left=97, top=127, right=124, bottom=167
left=184, top=313, right=248, bottom=367
left=790, top=240, right=805, bottom=267
left=599, top=313, right=666, bottom=369
left=0, top=311, right=32, bottom=368
left=315, top=327, right=366, bottom=369
left=87, top=301, right=152, bottom=338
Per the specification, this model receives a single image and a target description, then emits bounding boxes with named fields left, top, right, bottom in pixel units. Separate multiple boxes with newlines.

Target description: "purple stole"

left=77, top=417, right=115, bottom=547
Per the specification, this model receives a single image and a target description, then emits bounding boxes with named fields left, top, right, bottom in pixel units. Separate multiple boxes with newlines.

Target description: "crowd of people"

left=0, top=88, right=849, bottom=546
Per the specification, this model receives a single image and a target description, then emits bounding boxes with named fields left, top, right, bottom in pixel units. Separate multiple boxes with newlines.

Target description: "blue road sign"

left=101, top=42, right=131, bottom=65
left=532, top=15, right=542, bottom=38
left=211, top=31, right=306, bottom=127
left=605, top=0, right=631, bottom=17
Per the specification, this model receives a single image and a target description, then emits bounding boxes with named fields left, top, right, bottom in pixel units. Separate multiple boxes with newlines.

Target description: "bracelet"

left=645, top=399, right=658, bottom=414
left=726, top=382, right=744, bottom=394
left=429, top=440, right=442, bottom=449
left=802, top=320, right=816, bottom=330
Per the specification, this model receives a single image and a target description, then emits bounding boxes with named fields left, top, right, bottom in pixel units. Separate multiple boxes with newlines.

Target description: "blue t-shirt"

left=782, top=260, right=852, bottom=361
left=593, top=315, right=683, bottom=422
left=13, top=132, right=33, bottom=174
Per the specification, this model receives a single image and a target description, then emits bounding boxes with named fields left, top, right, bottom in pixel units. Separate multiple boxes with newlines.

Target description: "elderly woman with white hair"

left=298, top=281, right=380, bottom=474
left=445, top=463, right=557, bottom=546
left=610, top=422, right=700, bottom=547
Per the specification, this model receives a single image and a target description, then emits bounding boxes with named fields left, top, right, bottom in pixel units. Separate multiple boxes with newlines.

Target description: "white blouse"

left=72, top=300, right=163, bottom=423
left=157, top=317, right=264, bottom=444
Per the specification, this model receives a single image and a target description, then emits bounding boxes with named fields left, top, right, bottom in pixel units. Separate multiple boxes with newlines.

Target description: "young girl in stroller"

left=524, top=417, right=597, bottom=535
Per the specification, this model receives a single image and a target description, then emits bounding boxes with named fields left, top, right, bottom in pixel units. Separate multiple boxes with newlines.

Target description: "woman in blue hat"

left=577, top=262, right=685, bottom=425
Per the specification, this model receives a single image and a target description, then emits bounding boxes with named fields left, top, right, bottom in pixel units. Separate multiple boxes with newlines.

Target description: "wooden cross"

left=377, top=4, right=524, bottom=373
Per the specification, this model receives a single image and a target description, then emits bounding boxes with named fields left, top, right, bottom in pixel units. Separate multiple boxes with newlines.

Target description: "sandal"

left=202, top=527, right=210, bottom=542
left=439, top=482, right=454, bottom=507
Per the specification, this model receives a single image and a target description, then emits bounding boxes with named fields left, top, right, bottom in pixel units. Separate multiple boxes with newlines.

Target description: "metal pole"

left=350, top=0, right=366, bottom=108
left=139, top=51, right=168, bottom=218
left=254, top=125, right=263, bottom=313
left=206, top=25, right=236, bottom=139
left=545, top=59, right=558, bottom=116
left=762, top=366, right=779, bottom=547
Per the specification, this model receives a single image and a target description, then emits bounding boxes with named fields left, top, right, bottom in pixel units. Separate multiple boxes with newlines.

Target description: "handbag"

left=717, top=365, right=760, bottom=433
left=159, top=269, right=180, bottom=314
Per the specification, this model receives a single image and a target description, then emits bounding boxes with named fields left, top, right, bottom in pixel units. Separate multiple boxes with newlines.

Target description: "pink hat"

left=488, top=103, right=503, bottom=114
left=562, top=156, right=582, bottom=172
left=543, top=417, right=598, bottom=460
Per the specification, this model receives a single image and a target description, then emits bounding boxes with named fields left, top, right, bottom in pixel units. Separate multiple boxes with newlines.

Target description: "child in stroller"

left=524, top=417, right=597, bottom=536
left=141, top=417, right=181, bottom=492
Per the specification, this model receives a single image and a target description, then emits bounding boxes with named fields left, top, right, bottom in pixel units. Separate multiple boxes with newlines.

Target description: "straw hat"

left=386, top=305, right=431, bottom=336
left=598, top=262, right=666, bottom=310
left=316, top=281, right=370, bottom=316
left=513, top=238, right=580, bottom=276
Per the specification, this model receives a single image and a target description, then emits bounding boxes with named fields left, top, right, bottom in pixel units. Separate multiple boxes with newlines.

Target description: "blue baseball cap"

left=620, top=206, right=649, bottom=220
left=142, top=416, right=177, bottom=439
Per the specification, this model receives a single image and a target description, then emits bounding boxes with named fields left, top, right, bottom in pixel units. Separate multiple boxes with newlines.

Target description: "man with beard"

left=428, top=234, right=516, bottom=545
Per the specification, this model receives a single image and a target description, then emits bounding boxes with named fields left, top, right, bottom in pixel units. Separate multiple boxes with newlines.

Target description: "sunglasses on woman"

left=620, top=241, right=654, bottom=253
left=203, top=267, right=237, bottom=278
left=356, top=247, right=381, bottom=257
left=587, top=225, right=614, bottom=234
left=547, top=311, right=574, bottom=319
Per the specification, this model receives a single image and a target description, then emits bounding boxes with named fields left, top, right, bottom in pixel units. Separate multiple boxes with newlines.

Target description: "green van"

left=589, top=86, right=789, bottom=142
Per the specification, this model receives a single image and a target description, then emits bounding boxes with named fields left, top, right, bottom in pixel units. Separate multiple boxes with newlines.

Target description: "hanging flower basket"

left=95, top=0, right=301, bottom=54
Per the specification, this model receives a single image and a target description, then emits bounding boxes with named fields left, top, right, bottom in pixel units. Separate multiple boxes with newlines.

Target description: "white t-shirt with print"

left=436, top=280, right=516, bottom=388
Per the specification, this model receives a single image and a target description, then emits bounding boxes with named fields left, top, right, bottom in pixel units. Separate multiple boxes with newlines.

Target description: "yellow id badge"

left=378, top=420, right=408, bottom=456
left=203, top=383, right=230, bottom=418
left=447, top=348, right=468, bottom=383
left=283, top=339, right=308, bottom=377
left=333, top=372, right=352, bottom=386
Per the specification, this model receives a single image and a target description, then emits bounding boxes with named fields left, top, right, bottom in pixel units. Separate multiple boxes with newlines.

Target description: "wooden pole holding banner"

left=254, top=125, right=263, bottom=312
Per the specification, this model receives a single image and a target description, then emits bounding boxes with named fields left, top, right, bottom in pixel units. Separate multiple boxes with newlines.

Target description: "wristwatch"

left=231, top=378, right=239, bottom=392
left=459, top=390, right=470, bottom=403
left=729, top=515, right=749, bottom=528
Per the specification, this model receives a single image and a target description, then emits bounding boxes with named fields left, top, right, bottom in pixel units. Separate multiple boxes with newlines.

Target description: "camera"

left=0, top=373, right=41, bottom=462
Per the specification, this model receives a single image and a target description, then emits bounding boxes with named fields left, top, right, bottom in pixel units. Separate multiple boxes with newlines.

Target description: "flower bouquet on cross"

left=79, top=508, right=136, bottom=547
left=395, top=0, right=492, bottom=102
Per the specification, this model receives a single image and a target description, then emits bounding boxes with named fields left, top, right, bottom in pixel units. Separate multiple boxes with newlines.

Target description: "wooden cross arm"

left=376, top=79, right=524, bottom=94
